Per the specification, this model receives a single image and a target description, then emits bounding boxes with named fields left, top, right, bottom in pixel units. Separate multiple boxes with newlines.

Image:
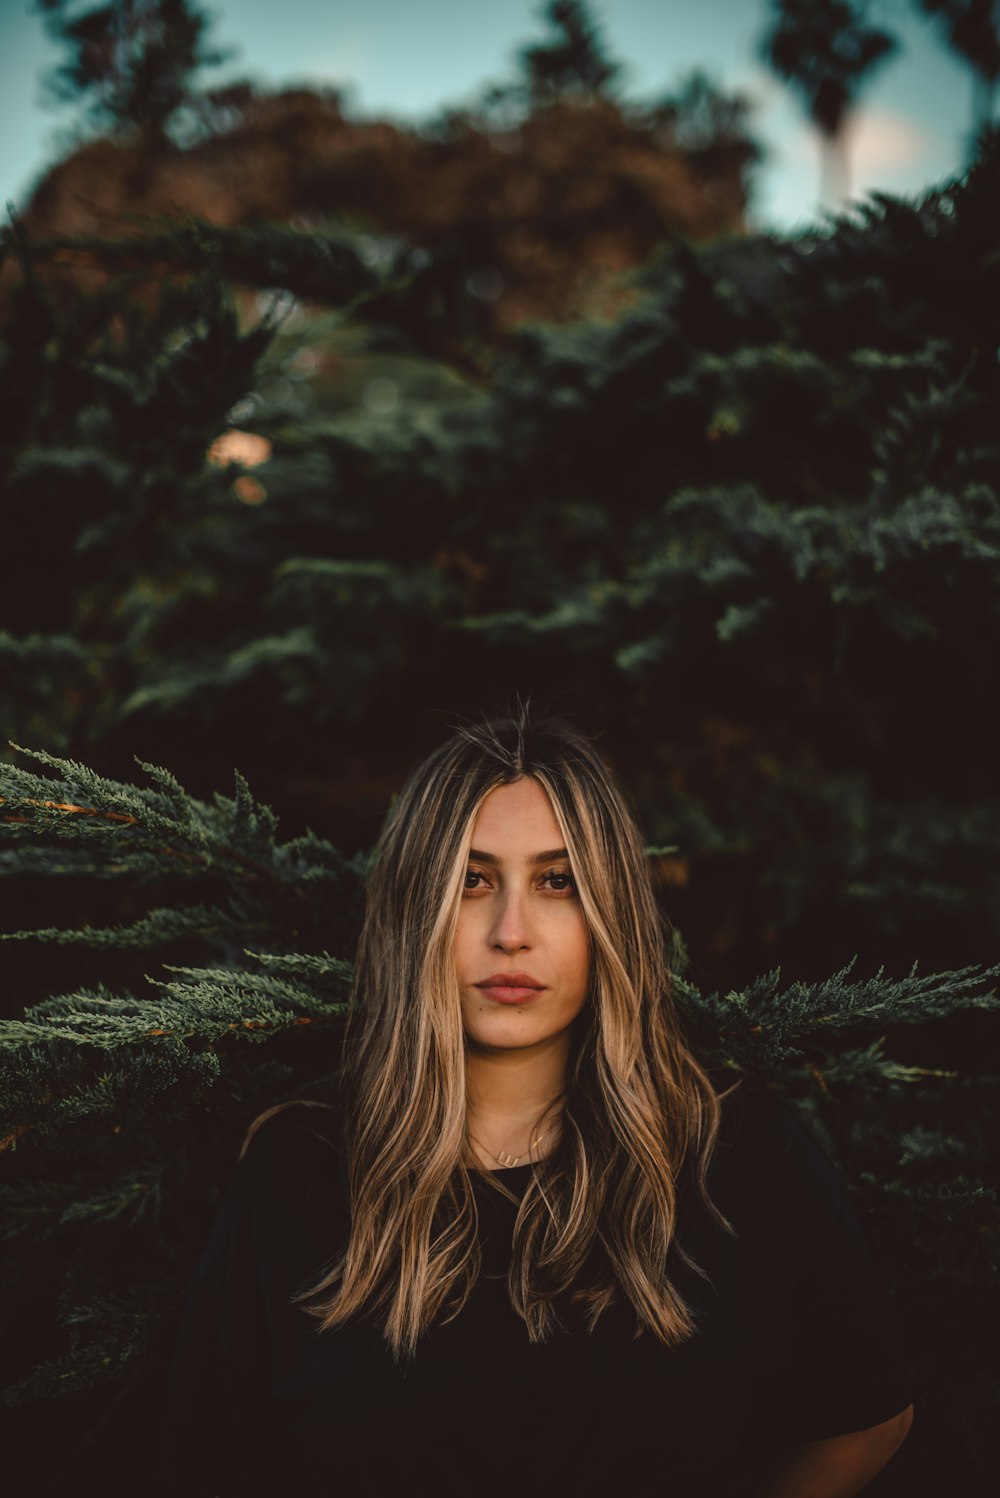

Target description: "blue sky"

left=0, top=0, right=980, bottom=231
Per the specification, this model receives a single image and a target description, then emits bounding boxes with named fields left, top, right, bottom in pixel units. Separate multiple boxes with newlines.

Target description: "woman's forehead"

left=469, top=779, right=562, bottom=854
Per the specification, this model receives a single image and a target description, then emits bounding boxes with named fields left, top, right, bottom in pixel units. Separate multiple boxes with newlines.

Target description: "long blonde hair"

left=245, top=703, right=736, bottom=1359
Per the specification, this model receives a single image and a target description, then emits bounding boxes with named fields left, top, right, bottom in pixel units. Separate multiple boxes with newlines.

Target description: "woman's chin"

left=464, top=1018, right=568, bottom=1053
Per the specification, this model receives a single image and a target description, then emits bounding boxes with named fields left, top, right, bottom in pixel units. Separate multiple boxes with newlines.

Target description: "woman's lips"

left=474, top=972, right=545, bottom=1005
left=475, top=983, right=545, bottom=1005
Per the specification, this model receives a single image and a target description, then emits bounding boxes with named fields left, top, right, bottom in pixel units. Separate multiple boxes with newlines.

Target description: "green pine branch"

left=0, top=1165, right=165, bottom=1242
left=678, top=960, right=1000, bottom=1074
left=2, top=743, right=361, bottom=902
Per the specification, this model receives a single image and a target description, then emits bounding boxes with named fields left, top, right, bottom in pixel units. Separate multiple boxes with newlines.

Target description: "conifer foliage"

left=517, top=0, right=623, bottom=104
left=35, top=0, right=230, bottom=150
left=0, top=51, right=998, bottom=1498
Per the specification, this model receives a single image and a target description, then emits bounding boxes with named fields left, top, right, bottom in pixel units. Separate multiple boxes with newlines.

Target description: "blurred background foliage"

left=0, top=2, right=998, bottom=1494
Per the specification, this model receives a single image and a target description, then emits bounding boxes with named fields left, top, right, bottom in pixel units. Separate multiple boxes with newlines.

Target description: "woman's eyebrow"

left=467, top=847, right=570, bottom=866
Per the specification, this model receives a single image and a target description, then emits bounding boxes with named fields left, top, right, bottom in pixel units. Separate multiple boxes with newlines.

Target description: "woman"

left=157, top=707, right=914, bottom=1497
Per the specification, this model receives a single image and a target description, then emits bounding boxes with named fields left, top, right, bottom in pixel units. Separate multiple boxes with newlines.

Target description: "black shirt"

left=156, top=1082, right=912, bottom=1497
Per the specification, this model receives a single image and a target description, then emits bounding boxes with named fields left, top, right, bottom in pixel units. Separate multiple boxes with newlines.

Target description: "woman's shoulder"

left=704, top=1071, right=857, bottom=1240
left=709, top=1069, right=833, bottom=1152
left=232, top=1095, right=347, bottom=1215
left=241, top=1095, right=344, bottom=1157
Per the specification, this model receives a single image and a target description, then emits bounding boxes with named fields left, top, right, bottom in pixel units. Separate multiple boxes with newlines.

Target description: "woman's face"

left=455, top=777, right=591, bottom=1053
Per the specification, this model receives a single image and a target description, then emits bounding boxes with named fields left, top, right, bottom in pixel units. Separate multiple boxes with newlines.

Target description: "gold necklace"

left=468, top=1125, right=551, bottom=1169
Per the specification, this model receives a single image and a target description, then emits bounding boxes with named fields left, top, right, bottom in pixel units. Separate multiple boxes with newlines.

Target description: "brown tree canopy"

left=15, top=85, right=758, bottom=329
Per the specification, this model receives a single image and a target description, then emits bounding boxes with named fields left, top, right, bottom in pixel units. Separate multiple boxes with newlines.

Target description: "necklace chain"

left=467, top=1125, right=551, bottom=1169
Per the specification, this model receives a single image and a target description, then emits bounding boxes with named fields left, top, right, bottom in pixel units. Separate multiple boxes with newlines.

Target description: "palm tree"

left=918, top=0, right=1000, bottom=148
left=760, top=0, right=898, bottom=206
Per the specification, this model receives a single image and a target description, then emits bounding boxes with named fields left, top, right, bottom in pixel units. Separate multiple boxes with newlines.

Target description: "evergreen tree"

left=760, top=0, right=898, bottom=203
left=651, top=68, right=757, bottom=153
left=517, top=0, right=623, bottom=104
left=646, top=69, right=763, bottom=205
left=34, top=0, right=232, bottom=152
left=917, top=0, right=1000, bottom=142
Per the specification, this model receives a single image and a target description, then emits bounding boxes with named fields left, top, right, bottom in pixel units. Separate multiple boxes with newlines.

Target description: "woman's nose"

left=490, top=887, right=532, bottom=952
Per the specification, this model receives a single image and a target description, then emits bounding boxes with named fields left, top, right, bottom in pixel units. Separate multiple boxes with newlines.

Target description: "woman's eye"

left=462, top=868, right=576, bottom=894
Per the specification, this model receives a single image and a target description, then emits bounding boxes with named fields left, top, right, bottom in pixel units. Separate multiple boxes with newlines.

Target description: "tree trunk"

left=819, top=128, right=850, bottom=210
